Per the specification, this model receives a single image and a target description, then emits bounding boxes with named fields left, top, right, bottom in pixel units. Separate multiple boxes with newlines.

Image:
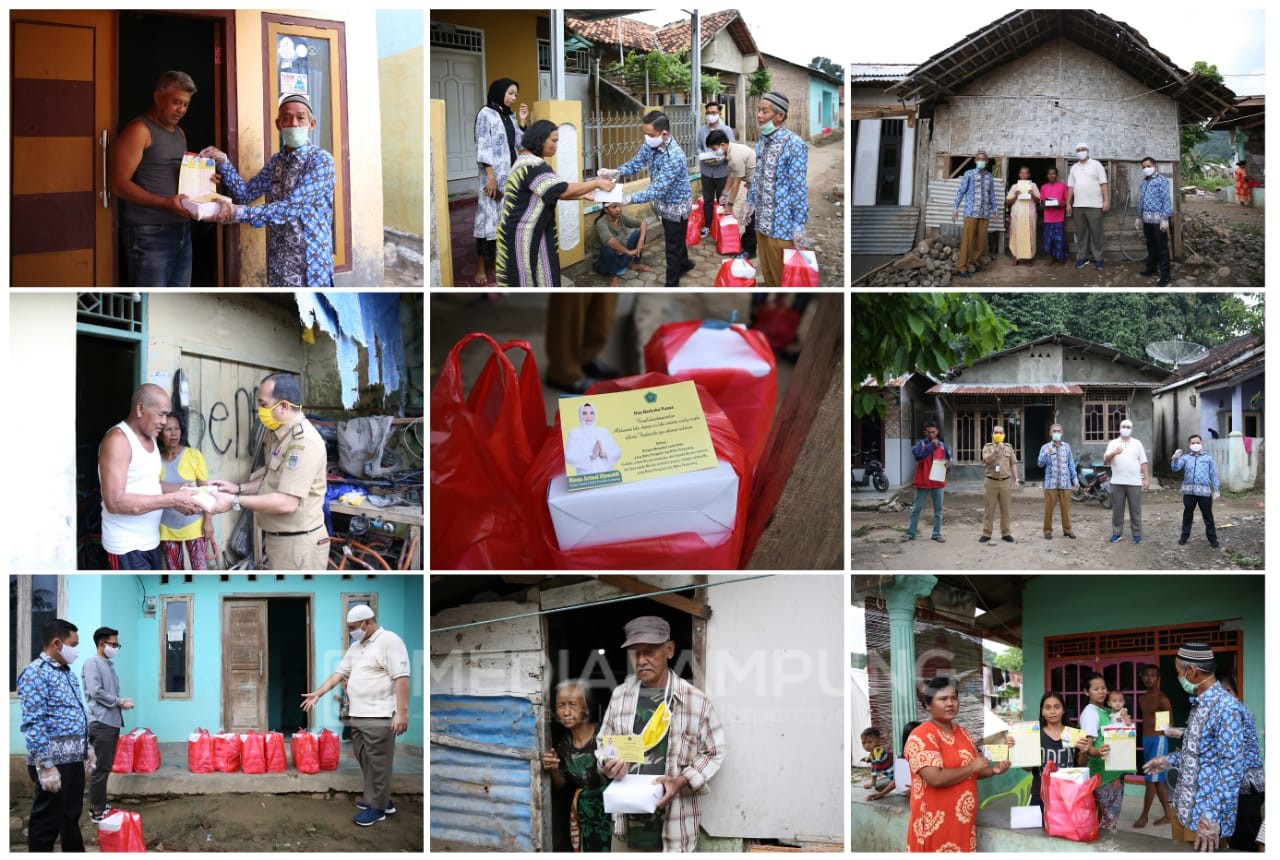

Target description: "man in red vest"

left=904, top=420, right=952, bottom=542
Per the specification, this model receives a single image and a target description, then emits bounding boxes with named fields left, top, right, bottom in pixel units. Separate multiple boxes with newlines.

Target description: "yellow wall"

left=231, top=10, right=385, bottom=286
left=432, top=10, right=541, bottom=104
left=380, top=45, right=424, bottom=234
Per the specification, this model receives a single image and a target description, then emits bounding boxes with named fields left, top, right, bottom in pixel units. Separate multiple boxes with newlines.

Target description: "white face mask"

left=644, top=133, right=664, bottom=148
left=1143, top=166, right=1156, bottom=176
left=60, top=643, right=80, bottom=664
left=1120, top=427, right=1133, bottom=438
left=1190, top=443, right=1203, bottom=453
left=349, top=625, right=366, bottom=644
left=1077, top=150, right=1088, bottom=161
left=706, top=114, right=720, bottom=124
left=104, top=645, right=119, bottom=659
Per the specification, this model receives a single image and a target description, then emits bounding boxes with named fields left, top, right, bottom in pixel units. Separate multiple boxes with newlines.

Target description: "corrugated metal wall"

left=926, top=177, right=1007, bottom=231
left=430, top=694, right=539, bottom=851
left=851, top=206, right=920, bottom=254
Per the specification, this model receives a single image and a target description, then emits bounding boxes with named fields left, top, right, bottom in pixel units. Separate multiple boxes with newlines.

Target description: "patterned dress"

left=555, top=732, right=611, bottom=852
left=474, top=106, right=519, bottom=246
left=1235, top=166, right=1250, bottom=204
left=748, top=127, right=808, bottom=240
left=905, top=721, right=980, bottom=852
left=496, top=153, right=569, bottom=287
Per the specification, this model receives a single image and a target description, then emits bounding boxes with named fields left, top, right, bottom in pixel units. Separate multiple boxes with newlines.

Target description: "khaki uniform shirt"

left=981, top=442, right=1018, bottom=479
left=256, top=416, right=327, bottom=534
left=337, top=627, right=411, bottom=718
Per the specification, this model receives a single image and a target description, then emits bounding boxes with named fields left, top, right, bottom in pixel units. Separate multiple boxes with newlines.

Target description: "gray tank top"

left=121, top=115, right=187, bottom=225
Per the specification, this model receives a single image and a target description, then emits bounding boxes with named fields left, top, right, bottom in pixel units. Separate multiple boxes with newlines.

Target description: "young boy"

left=1135, top=664, right=1175, bottom=828
left=860, top=727, right=893, bottom=789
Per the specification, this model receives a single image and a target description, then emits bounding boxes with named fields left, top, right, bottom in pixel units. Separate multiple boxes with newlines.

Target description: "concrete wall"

left=953, top=344, right=1161, bottom=387
left=378, top=10, right=424, bottom=235
left=10, top=294, right=79, bottom=568
left=762, top=58, right=810, bottom=144
left=1153, top=384, right=1200, bottom=463
left=930, top=39, right=1179, bottom=161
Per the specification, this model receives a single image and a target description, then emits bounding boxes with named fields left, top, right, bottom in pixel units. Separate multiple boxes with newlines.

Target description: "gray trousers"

left=1075, top=206, right=1105, bottom=262
left=87, top=722, right=120, bottom=812
left=1111, top=483, right=1143, bottom=537
left=349, top=717, right=395, bottom=811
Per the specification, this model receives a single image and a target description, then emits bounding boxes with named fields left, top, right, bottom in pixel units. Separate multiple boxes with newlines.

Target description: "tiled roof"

left=655, top=9, right=749, bottom=53
left=1160, top=333, right=1263, bottom=386
left=566, top=16, right=659, bottom=51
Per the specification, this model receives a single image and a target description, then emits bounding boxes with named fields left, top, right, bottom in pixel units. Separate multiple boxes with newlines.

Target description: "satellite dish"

left=1146, top=336, right=1209, bottom=368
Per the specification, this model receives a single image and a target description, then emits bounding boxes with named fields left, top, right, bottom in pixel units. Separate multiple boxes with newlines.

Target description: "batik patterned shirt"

left=748, top=126, right=808, bottom=239
left=18, top=653, right=89, bottom=766
left=1037, top=441, right=1078, bottom=490
left=954, top=168, right=996, bottom=220
left=597, top=674, right=726, bottom=852
left=219, top=143, right=335, bottom=287
left=1167, top=682, right=1255, bottom=837
left=1139, top=172, right=1174, bottom=222
left=1171, top=452, right=1220, bottom=497
left=617, top=138, right=693, bottom=223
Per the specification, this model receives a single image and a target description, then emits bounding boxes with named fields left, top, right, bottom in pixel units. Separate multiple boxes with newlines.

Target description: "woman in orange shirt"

left=1235, top=161, right=1251, bottom=207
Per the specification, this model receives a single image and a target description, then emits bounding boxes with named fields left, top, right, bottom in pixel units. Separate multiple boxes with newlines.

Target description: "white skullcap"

left=346, top=604, right=375, bottom=623
left=1076, top=142, right=1089, bottom=150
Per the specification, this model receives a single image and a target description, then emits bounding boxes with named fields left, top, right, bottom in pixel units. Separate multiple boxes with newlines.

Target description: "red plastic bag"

left=97, top=809, right=146, bottom=852
left=214, top=731, right=242, bottom=773
left=264, top=731, right=287, bottom=773
left=716, top=214, right=742, bottom=255
left=132, top=729, right=160, bottom=773
left=241, top=731, right=266, bottom=774
left=752, top=301, right=802, bottom=352
left=781, top=248, right=820, bottom=286
left=318, top=729, right=340, bottom=771
left=527, top=372, right=750, bottom=569
left=713, top=257, right=756, bottom=287
left=112, top=730, right=136, bottom=773
left=710, top=205, right=723, bottom=244
left=430, top=334, right=549, bottom=569
left=685, top=204, right=704, bottom=246
left=291, top=731, right=320, bottom=774
left=1040, top=760, right=1100, bottom=842
left=187, top=728, right=214, bottom=774
left=644, top=321, right=777, bottom=469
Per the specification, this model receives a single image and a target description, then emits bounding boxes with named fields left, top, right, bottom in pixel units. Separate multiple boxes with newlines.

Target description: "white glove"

left=199, top=146, right=228, bottom=164
left=87, top=747, right=97, bottom=774
left=1160, top=219, right=1169, bottom=233
left=1194, top=817, right=1221, bottom=852
left=1142, top=754, right=1171, bottom=774
left=597, top=168, right=618, bottom=181
left=1212, top=491, right=1221, bottom=500
left=1134, top=218, right=1141, bottom=231
left=742, top=202, right=755, bottom=222
left=37, top=766, right=61, bottom=793
left=621, top=192, right=633, bottom=205
left=792, top=230, right=806, bottom=249
left=1163, top=726, right=1184, bottom=739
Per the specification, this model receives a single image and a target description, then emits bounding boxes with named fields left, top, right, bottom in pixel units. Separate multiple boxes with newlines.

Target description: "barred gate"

left=582, top=104, right=698, bottom=177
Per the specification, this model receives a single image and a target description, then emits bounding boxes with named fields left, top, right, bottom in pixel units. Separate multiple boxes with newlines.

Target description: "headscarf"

left=480, top=78, right=519, bottom=166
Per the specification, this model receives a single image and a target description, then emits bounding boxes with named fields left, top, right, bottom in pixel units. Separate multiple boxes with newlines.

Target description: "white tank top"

left=100, top=421, right=163, bottom=554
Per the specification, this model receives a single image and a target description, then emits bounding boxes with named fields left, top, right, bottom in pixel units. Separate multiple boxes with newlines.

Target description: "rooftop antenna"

left=1145, top=334, right=1209, bottom=369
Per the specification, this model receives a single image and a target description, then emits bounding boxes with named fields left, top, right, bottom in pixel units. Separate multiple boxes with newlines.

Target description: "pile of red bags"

left=265, top=731, right=288, bottom=772
left=318, top=729, right=340, bottom=771
left=241, top=731, right=266, bottom=774
left=291, top=731, right=320, bottom=774
left=214, top=731, right=242, bottom=773
left=97, top=809, right=146, bottom=852
left=1040, top=760, right=1100, bottom=842
left=114, top=728, right=160, bottom=773
left=188, top=728, right=215, bottom=774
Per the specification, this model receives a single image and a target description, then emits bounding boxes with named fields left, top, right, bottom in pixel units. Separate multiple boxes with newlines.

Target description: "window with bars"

left=77, top=293, right=144, bottom=333
left=537, top=39, right=592, bottom=74
left=1082, top=391, right=1132, bottom=441
left=430, top=22, right=482, bottom=52
left=954, top=403, right=1023, bottom=463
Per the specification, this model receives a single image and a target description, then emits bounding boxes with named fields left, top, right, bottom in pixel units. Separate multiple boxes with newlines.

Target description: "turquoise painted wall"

left=11, top=574, right=423, bottom=751
left=1022, top=575, right=1264, bottom=735
left=808, top=78, right=839, bottom=138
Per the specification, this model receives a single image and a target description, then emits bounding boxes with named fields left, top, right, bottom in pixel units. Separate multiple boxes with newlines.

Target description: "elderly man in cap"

left=951, top=150, right=996, bottom=277
left=1143, top=640, right=1263, bottom=851
left=200, top=93, right=336, bottom=286
left=1066, top=141, right=1110, bottom=271
left=597, top=616, right=725, bottom=852
left=301, top=605, right=411, bottom=826
left=745, top=90, right=809, bottom=286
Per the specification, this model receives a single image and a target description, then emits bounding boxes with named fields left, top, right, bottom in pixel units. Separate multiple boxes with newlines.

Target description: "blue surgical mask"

left=1178, top=672, right=1198, bottom=694
left=1052, top=432, right=1062, bottom=442
left=760, top=121, right=776, bottom=136
left=976, top=160, right=987, bottom=170
left=281, top=126, right=310, bottom=149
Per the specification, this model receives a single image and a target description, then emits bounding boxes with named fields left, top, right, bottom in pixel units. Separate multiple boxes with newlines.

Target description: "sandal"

left=931, top=536, right=946, bottom=543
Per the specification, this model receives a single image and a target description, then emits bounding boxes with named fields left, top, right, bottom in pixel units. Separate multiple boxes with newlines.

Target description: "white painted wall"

left=700, top=575, right=844, bottom=842
left=899, top=122, right=915, bottom=205
left=853, top=119, right=881, bottom=205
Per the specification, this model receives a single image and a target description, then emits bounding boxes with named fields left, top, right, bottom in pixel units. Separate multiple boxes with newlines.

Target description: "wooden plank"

left=431, top=600, right=543, bottom=653
left=11, top=248, right=93, bottom=287
left=13, top=137, right=93, bottom=194
left=429, top=651, right=545, bottom=699
left=596, top=575, right=711, bottom=620
left=691, top=575, right=707, bottom=691
left=540, top=575, right=696, bottom=611
left=743, top=293, right=844, bottom=570
left=429, top=731, right=537, bottom=761
left=13, top=21, right=94, bottom=81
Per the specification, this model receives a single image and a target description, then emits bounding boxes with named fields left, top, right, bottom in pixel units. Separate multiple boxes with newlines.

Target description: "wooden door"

left=11, top=11, right=115, bottom=285
left=222, top=599, right=268, bottom=731
left=430, top=48, right=482, bottom=181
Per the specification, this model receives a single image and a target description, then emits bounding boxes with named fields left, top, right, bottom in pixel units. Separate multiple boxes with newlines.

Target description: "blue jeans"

left=597, top=229, right=641, bottom=276
left=123, top=222, right=192, bottom=286
left=906, top=488, right=945, bottom=538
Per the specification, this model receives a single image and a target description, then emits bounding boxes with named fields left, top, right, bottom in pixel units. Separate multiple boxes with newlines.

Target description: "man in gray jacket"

left=82, top=627, right=134, bottom=822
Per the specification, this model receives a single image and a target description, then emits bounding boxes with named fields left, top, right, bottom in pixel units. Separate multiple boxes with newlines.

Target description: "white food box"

left=698, top=150, right=724, bottom=162
left=547, top=459, right=738, bottom=550
left=603, top=774, right=664, bottom=814
left=181, top=195, right=232, bottom=221
left=1050, top=767, right=1090, bottom=782
left=592, top=183, right=626, bottom=203
left=1010, top=805, right=1043, bottom=829
left=666, top=324, right=772, bottom=379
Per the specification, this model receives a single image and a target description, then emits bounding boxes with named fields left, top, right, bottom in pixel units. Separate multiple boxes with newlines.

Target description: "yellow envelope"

left=600, top=734, right=645, bottom=764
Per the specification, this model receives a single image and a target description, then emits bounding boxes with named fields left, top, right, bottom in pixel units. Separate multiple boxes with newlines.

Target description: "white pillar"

left=853, top=119, right=881, bottom=205
left=899, top=121, right=915, bottom=206
left=550, top=10, right=566, bottom=99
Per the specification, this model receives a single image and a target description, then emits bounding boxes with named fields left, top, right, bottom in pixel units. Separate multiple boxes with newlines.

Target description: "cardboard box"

left=547, top=458, right=738, bottom=550
left=1010, top=805, right=1043, bottom=829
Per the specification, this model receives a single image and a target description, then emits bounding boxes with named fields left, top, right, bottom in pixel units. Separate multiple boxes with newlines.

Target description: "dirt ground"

left=9, top=792, right=423, bottom=852
left=852, top=487, right=1264, bottom=570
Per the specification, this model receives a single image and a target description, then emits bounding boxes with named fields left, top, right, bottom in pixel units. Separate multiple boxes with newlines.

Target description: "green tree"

left=852, top=294, right=1015, bottom=419
left=701, top=73, right=726, bottom=99
left=1219, top=293, right=1265, bottom=338
left=748, top=67, right=772, bottom=98
left=809, top=56, right=844, bottom=78
left=1180, top=61, right=1225, bottom=177
left=609, top=50, right=690, bottom=92
left=993, top=648, right=1023, bottom=673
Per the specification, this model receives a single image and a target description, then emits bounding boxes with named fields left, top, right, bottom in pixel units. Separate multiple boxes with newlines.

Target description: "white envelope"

left=593, top=183, right=626, bottom=203
left=603, top=774, right=664, bottom=814
left=666, top=324, right=772, bottom=378
left=547, top=459, right=738, bottom=550
left=1010, top=805, right=1043, bottom=829
left=893, top=757, right=911, bottom=794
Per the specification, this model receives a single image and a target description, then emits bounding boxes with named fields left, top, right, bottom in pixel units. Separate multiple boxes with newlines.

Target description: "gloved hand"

left=1194, top=817, right=1221, bottom=852
left=1163, top=726, right=1185, bottom=739
left=621, top=192, right=633, bottom=205
left=792, top=230, right=806, bottom=249
left=1134, top=218, right=1142, bottom=231
left=199, top=146, right=228, bottom=164
left=1160, top=219, right=1169, bottom=233
left=1142, top=754, right=1171, bottom=774
left=37, top=766, right=61, bottom=793
left=87, top=747, right=97, bottom=774
left=597, top=168, right=618, bottom=181
left=1213, top=491, right=1221, bottom=500
left=742, top=202, right=755, bottom=222
left=718, top=193, right=729, bottom=207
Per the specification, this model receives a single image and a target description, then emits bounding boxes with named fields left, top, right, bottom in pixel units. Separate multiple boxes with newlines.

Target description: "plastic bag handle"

left=442, top=332, right=517, bottom=403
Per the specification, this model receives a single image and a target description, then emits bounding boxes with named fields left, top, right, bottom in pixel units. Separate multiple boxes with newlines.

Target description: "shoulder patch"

left=286, top=450, right=302, bottom=470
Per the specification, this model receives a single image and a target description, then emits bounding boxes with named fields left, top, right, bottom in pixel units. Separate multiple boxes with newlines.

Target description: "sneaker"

left=978, top=535, right=991, bottom=543
left=1094, top=261, right=1104, bottom=271
left=700, top=227, right=710, bottom=238
left=357, top=801, right=397, bottom=815
left=1133, top=535, right=1142, bottom=544
left=1075, top=259, right=1090, bottom=269
left=1178, top=537, right=1188, bottom=545
left=1044, top=532, right=1053, bottom=540
left=1002, top=535, right=1014, bottom=543
left=1065, top=532, right=1077, bottom=539
left=354, top=808, right=386, bottom=826
left=1156, top=277, right=1172, bottom=287
left=1109, top=535, right=1122, bottom=543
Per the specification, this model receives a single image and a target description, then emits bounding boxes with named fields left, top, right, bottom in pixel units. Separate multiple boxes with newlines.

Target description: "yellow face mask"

left=992, top=433, right=1006, bottom=444
left=640, top=701, right=672, bottom=750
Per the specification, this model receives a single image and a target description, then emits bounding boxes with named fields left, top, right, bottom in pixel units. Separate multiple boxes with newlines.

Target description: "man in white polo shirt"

left=301, top=605, right=410, bottom=826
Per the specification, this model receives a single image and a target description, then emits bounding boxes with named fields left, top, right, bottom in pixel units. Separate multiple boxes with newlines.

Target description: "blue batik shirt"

left=1139, top=172, right=1174, bottom=223
left=1037, top=441, right=1078, bottom=490
left=1167, top=682, right=1255, bottom=837
left=953, top=167, right=996, bottom=219
left=219, top=143, right=336, bottom=287
left=747, top=126, right=808, bottom=239
left=1171, top=451, right=1220, bottom=497
left=18, top=653, right=89, bottom=767
left=617, top=138, right=693, bottom=223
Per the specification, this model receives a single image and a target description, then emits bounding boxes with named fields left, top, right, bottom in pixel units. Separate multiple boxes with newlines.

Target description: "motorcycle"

left=1072, top=460, right=1112, bottom=508
left=852, top=450, right=890, bottom=492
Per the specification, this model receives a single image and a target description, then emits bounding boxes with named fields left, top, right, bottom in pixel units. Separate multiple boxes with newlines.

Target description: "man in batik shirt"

left=202, top=93, right=335, bottom=286
left=745, top=91, right=809, bottom=286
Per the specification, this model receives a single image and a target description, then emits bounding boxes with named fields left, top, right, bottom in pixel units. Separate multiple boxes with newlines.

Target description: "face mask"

left=1120, top=428, right=1133, bottom=438
left=281, top=126, right=309, bottom=149
left=706, top=114, right=719, bottom=124
left=1190, top=443, right=1203, bottom=453
left=104, top=645, right=119, bottom=659
left=1178, top=672, right=1198, bottom=694
left=1143, top=166, right=1156, bottom=177
left=258, top=401, right=295, bottom=431
left=60, top=643, right=79, bottom=664
left=975, top=160, right=986, bottom=170
left=349, top=625, right=365, bottom=644
left=760, top=121, right=776, bottom=136
left=1077, top=150, right=1088, bottom=160
left=1052, top=432, right=1063, bottom=442
left=644, top=133, right=664, bottom=148
left=992, top=433, right=1005, bottom=444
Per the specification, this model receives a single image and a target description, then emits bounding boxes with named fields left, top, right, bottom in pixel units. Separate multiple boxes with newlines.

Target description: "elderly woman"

left=496, top=120, right=614, bottom=287
left=471, top=78, right=528, bottom=285
left=542, top=680, right=610, bottom=852
left=563, top=402, right=621, bottom=475
left=905, top=677, right=1011, bottom=852
left=158, top=415, right=215, bottom=569
left=1006, top=165, right=1041, bottom=265
left=594, top=203, right=652, bottom=286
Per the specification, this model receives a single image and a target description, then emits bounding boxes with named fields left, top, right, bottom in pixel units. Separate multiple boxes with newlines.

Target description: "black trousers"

left=660, top=217, right=690, bottom=287
left=702, top=174, right=727, bottom=229
left=1229, top=790, right=1264, bottom=851
left=1180, top=493, right=1217, bottom=544
left=1142, top=222, right=1171, bottom=278
left=742, top=211, right=758, bottom=257
left=87, top=722, right=120, bottom=812
left=27, top=762, right=86, bottom=852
